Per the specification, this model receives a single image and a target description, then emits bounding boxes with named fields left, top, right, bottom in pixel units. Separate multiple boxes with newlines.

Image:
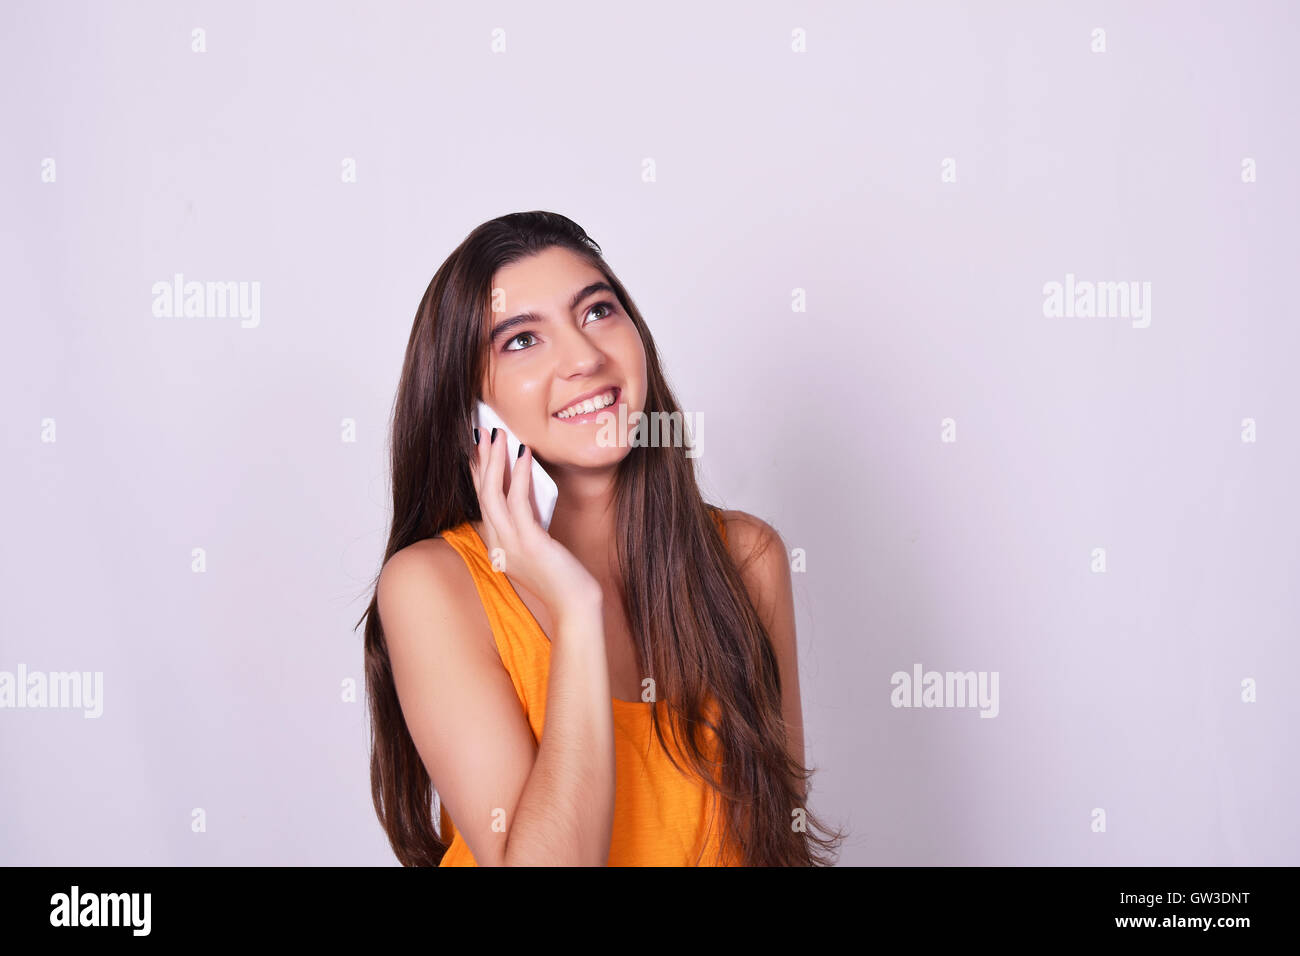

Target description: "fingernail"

left=491, top=427, right=498, bottom=443
left=473, top=427, right=480, bottom=445
left=517, top=443, right=526, bottom=459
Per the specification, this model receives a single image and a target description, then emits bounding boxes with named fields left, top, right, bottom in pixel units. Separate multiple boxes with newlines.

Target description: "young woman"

left=360, top=211, right=844, bottom=866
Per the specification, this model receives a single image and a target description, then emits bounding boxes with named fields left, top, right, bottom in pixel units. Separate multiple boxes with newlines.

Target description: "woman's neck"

left=545, top=469, right=619, bottom=582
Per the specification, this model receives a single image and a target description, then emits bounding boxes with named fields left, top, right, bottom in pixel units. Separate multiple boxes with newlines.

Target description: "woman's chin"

left=539, top=441, right=631, bottom=472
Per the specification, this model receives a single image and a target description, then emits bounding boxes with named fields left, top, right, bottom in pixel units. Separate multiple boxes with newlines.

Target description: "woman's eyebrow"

left=489, top=281, right=615, bottom=345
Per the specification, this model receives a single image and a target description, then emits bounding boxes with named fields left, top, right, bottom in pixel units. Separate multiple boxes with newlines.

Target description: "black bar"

left=0, top=865, right=1285, bottom=941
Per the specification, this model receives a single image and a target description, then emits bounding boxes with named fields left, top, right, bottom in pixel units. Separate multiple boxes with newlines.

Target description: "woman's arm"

left=379, top=540, right=614, bottom=866
left=502, top=597, right=615, bottom=866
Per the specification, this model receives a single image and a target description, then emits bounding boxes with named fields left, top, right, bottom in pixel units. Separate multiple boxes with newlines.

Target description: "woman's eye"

left=503, top=303, right=615, bottom=353
left=586, top=301, right=615, bottom=322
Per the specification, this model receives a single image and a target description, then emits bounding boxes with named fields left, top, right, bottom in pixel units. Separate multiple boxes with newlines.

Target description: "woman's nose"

left=555, top=323, right=605, bottom=374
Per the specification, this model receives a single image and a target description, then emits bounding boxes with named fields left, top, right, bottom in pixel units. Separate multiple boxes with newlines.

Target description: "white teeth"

left=556, top=389, right=616, bottom=419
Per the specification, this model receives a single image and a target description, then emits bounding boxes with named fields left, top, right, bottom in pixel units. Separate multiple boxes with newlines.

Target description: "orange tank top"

left=434, top=508, right=742, bottom=866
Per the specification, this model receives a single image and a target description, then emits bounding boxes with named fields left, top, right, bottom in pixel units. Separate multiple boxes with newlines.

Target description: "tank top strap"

left=435, top=522, right=535, bottom=641
left=436, top=522, right=500, bottom=587
left=436, top=521, right=551, bottom=722
left=708, top=506, right=728, bottom=545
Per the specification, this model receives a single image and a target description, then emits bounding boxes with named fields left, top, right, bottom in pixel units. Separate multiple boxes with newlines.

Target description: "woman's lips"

left=553, top=387, right=620, bottom=424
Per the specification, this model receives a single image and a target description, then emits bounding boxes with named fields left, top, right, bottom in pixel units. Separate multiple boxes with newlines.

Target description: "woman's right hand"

left=468, top=426, right=603, bottom=621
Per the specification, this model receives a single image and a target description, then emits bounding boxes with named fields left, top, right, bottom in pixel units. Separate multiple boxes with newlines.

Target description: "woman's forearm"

left=502, top=599, right=615, bottom=866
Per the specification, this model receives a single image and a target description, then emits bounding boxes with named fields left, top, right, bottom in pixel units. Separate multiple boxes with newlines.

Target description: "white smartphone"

left=472, top=400, right=559, bottom=531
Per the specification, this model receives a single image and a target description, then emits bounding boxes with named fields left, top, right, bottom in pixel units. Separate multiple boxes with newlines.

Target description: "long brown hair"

left=357, top=210, right=845, bottom=865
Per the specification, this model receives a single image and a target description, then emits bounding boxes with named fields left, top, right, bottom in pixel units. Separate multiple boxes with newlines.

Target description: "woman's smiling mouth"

left=554, top=386, right=620, bottom=422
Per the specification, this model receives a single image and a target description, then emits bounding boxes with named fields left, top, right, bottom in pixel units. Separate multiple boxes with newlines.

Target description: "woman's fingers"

left=469, top=428, right=493, bottom=523
left=506, top=443, right=537, bottom=532
left=478, top=427, right=516, bottom=541
left=468, top=427, right=483, bottom=497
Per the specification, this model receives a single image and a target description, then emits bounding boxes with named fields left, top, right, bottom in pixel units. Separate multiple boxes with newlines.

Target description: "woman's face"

left=480, top=245, right=647, bottom=473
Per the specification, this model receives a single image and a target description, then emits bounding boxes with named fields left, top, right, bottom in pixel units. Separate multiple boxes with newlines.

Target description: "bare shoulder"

left=716, top=508, right=786, bottom=572
left=381, top=535, right=463, bottom=579
left=377, top=536, right=490, bottom=650
left=379, top=536, right=464, bottom=601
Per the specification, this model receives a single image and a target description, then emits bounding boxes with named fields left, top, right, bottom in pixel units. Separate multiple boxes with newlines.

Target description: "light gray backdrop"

left=2, top=0, right=1297, bottom=865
